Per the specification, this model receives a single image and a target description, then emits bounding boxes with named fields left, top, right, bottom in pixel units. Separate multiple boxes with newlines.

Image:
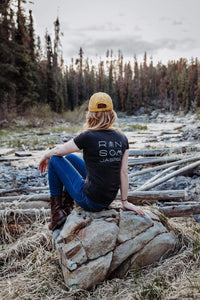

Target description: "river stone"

left=61, top=252, right=113, bottom=290
left=109, top=220, right=168, bottom=274
left=118, top=210, right=153, bottom=243
left=56, top=209, right=91, bottom=243
left=130, top=231, right=176, bottom=267
left=77, top=219, right=118, bottom=260
left=54, top=207, right=177, bottom=290
left=60, top=238, right=87, bottom=271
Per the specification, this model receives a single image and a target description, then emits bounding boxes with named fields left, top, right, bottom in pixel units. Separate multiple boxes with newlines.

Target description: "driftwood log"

left=159, top=204, right=200, bottom=218
left=0, top=189, right=185, bottom=205
left=116, top=190, right=185, bottom=204
left=128, top=156, right=180, bottom=166
left=128, top=146, right=200, bottom=157
left=0, top=186, right=49, bottom=196
left=135, top=160, right=200, bottom=191
left=0, top=194, right=50, bottom=203
left=129, top=155, right=200, bottom=177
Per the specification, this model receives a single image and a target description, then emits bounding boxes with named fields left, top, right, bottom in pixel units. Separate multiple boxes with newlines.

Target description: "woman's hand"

left=122, top=201, right=145, bottom=216
left=38, top=140, right=80, bottom=174
left=39, top=155, right=50, bottom=173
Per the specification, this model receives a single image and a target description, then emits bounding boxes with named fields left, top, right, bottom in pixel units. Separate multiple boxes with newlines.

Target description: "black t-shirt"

left=74, top=129, right=129, bottom=205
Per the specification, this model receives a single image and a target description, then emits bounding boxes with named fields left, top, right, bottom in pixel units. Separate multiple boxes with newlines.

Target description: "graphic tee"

left=74, top=129, right=129, bottom=205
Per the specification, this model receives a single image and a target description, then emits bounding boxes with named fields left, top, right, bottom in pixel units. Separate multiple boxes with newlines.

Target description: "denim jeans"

left=48, top=154, right=106, bottom=212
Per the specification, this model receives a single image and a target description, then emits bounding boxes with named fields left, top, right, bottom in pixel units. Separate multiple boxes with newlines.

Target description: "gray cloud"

left=66, top=35, right=155, bottom=57
left=63, top=32, right=197, bottom=60
left=159, top=17, right=171, bottom=22
left=92, top=36, right=193, bottom=54
left=71, top=23, right=121, bottom=33
left=172, top=20, right=183, bottom=26
left=156, top=37, right=196, bottom=51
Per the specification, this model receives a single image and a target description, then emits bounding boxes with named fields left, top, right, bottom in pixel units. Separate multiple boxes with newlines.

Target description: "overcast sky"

left=25, top=0, right=200, bottom=65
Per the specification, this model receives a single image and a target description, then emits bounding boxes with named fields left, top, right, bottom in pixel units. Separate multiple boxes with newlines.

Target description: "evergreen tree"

left=14, top=0, right=39, bottom=113
left=124, top=62, right=134, bottom=114
left=67, top=59, right=78, bottom=110
left=45, top=32, right=57, bottom=111
left=132, top=56, right=140, bottom=111
left=76, top=47, right=86, bottom=105
left=0, top=1, right=18, bottom=116
left=52, top=17, right=64, bottom=113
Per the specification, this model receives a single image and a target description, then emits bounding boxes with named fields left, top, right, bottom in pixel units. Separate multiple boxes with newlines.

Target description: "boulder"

left=53, top=206, right=177, bottom=290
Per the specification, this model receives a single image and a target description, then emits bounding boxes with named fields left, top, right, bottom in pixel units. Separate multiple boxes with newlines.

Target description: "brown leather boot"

left=48, top=195, right=66, bottom=231
left=62, top=190, right=74, bottom=215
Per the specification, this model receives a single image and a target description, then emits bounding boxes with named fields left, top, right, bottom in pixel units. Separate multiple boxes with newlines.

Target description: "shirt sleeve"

left=123, top=133, right=129, bottom=150
left=126, top=137, right=129, bottom=149
left=73, top=131, right=88, bottom=150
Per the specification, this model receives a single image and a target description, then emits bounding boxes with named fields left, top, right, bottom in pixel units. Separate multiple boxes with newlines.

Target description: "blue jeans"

left=48, top=154, right=106, bottom=212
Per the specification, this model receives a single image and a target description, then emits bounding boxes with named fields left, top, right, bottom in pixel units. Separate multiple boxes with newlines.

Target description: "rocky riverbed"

left=1, top=111, right=200, bottom=299
left=0, top=111, right=200, bottom=204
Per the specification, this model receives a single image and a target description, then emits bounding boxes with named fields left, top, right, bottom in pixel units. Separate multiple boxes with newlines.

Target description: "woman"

left=39, top=92, right=145, bottom=231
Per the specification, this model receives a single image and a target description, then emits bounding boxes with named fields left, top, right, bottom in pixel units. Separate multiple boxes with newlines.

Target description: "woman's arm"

left=120, top=149, right=129, bottom=202
left=39, top=139, right=79, bottom=173
left=120, top=149, right=145, bottom=216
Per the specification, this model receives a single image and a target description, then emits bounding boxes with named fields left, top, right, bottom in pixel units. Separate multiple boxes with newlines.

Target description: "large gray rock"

left=53, top=206, right=177, bottom=290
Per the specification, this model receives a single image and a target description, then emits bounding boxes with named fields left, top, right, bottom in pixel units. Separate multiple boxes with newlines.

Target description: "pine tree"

left=67, top=58, right=78, bottom=110
left=117, top=52, right=126, bottom=111
left=125, top=62, right=133, bottom=114
left=52, top=17, right=64, bottom=113
left=14, top=0, right=39, bottom=113
left=83, top=58, right=95, bottom=99
left=132, top=56, right=140, bottom=111
left=45, top=32, right=57, bottom=111
left=0, top=1, right=17, bottom=116
left=76, top=47, right=86, bottom=105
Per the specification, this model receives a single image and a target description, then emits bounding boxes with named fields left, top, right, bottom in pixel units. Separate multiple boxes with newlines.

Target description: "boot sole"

left=50, top=215, right=66, bottom=231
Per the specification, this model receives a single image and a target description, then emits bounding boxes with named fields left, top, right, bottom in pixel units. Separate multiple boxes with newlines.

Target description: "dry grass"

left=0, top=217, right=200, bottom=300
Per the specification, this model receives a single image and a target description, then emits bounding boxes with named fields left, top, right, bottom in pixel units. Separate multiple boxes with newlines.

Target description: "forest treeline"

left=1, top=0, right=200, bottom=119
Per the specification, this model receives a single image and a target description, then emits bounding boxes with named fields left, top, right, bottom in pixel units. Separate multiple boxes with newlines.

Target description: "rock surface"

left=53, top=206, right=177, bottom=290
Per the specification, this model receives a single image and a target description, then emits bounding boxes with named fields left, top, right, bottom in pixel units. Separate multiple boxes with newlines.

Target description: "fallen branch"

left=129, top=155, right=200, bottom=177
left=115, top=190, right=185, bottom=204
left=159, top=204, right=200, bottom=218
left=138, top=165, right=177, bottom=190
left=15, top=151, right=32, bottom=157
left=0, top=157, right=30, bottom=162
left=128, top=156, right=180, bottom=166
left=128, top=146, right=190, bottom=157
left=135, top=160, right=200, bottom=191
left=0, top=193, right=50, bottom=203
left=1, top=189, right=185, bottom=205
left=160, top=201, right=199, bottom=206
left=0, top=186, right=49, bottom=196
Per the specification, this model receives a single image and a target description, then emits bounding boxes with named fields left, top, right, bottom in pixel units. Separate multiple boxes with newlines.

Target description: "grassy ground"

left=0, top=217, right=199, bottom=300
left=0, top=103, right=148, bottom=150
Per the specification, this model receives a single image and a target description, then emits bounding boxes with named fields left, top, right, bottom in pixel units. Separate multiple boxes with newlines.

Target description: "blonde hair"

left=84, top=110, right=117, bottom=131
